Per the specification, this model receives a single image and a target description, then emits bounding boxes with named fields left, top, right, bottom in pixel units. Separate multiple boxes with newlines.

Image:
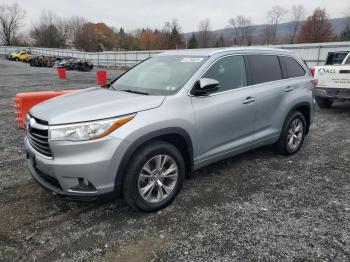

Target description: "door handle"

left=284, top=86, right=294, bottom=92
left=242, top=96, right=256, bottom=104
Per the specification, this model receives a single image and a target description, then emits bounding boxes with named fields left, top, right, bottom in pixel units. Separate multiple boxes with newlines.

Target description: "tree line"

left=0, top=3, right=349, bottom=51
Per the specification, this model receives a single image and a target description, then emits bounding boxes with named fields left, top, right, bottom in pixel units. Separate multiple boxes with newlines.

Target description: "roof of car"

left=157, top=47, right=293, bottom=57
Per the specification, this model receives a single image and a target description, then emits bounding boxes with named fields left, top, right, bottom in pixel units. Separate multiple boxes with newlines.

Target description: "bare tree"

left=30, top=11, right=70, bottom=48
left=161, top=18, right=184, bottom=49
left=68, top=16, right=87, bottom=45
left=197, top=18, right=213, bottom=48
left=228, top=15, right=252, bottom=46
left=74, top=22, right=100, bottom=51
left=344, top=7, right=350, bottom=17
left=0, top=3, right=25, bottom=45
left=344, top=7, right=350, bottom=24
left=264, top=5, right=288, bottom=44
left=289, top=5, right=306, bottom=43
left=340, top=7, right=350, bottom=41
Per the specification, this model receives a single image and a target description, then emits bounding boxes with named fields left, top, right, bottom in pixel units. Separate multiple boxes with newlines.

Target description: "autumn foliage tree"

left=74, top=23, right=99, bottom=51
left=74, top=22, right=117, bottom=51
left=95, top=22, right=117, bottom=50
left=297, top=8, right=335, bottom=43
left=137, top=19, right=185, bottom=50
left=139, top=28, right=156, bottom=50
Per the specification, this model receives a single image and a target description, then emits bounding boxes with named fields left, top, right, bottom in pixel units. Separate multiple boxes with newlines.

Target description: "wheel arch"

left=284, top=101, right=312, bottom=135
left=114, top=127, right=194, bottom=195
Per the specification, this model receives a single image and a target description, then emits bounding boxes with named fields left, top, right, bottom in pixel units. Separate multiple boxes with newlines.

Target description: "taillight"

left=310, top=67, right=315, bottom=77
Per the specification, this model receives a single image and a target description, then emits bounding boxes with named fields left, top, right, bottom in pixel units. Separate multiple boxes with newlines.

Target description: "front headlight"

left=49, top=114, right=135, bottom=141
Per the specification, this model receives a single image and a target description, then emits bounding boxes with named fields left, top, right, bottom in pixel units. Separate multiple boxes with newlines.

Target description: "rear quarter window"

left=344, top=55, right=350, bottom=64
left=280, top=56, right=306, bottom=78
left=247, top=55, right=282, bottom=85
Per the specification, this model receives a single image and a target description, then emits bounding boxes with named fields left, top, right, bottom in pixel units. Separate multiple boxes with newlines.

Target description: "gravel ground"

left=0, top=58, right=349, bottom=262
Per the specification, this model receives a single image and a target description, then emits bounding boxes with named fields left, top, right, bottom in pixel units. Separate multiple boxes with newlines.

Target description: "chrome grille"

left=26, top=115, right=53, bottom=158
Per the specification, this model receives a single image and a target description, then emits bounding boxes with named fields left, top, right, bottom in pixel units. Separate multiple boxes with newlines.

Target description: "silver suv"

left=25, top=48, right=315, bottom=212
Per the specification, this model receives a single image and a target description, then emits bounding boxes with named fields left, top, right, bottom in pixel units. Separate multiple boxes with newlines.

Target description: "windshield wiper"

left=120, top=89, right=150, bottom=95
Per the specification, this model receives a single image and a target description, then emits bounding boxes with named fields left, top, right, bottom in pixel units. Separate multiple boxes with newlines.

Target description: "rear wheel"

left=123, top=140, right=185, bottom=212
left=276, top=111, right=306, bottom=155
left=315, top=97, right=333, bottom=108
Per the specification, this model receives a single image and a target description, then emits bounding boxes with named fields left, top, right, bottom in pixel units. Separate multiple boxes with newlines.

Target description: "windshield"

left=112, top=55, right=207, bottom=95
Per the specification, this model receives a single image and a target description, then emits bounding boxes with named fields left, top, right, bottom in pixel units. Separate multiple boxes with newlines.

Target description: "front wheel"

left=123, top=141, right=185, bottom=212
left=276, top=111, right=306, bottom=155
left=315, top=97, right=333, bottom=108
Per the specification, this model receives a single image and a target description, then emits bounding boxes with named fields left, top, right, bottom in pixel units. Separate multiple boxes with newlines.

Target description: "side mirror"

left=191, top=78, right=220, bottom=96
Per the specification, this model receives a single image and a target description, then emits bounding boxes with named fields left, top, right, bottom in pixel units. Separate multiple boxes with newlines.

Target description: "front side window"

left=280, top=56, right=306, bottom=78
left=247, top=55, right=282, bottom=85
left=112, top=55, right=207, bottom=95
left=202, top=55, right=247, bottom=93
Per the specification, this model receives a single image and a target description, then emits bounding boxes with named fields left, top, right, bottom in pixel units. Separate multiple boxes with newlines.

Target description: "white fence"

left=1, top=41, right=350, bottom=68
left=274, top=41, right=350, bottom=67
left=0, top=46, right=161, bottom=68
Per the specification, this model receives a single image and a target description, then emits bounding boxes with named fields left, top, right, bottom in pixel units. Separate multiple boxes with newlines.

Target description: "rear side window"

left=247, top=55, right=282, bottom=85
left=280, top=56, right=306, bottom=78
left=325, top=52, right=349, bottom=65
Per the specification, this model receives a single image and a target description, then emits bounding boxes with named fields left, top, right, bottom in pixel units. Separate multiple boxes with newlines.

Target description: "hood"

left=30, top=87, right=165, bottom=125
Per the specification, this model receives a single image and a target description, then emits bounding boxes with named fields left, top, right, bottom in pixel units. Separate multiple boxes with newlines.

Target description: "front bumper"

left=24, top=135, right=128, bottom=200
left=313, top=87, right=350, bottom=100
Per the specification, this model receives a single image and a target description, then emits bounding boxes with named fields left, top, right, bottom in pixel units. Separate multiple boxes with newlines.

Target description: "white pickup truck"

left=312, top=51, right=350, bottom=108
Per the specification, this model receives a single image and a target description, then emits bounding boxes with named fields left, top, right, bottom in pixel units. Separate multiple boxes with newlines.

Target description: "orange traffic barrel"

left=96, top=70, right=107, bottom=85
left=57, top=68, right=66, bottom=79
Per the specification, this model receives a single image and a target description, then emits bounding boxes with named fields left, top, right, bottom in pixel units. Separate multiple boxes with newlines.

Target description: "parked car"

left=311, top=51, right=350, bottom=108
left=25, top=47, right=315, bottom=212
left=75, top=59, right=94, bottom=71
left=57, top=58, right=76, bottom=70
left=9, top=50, right=32, bottom=61
left=57, top=58, right=93, bottom=71
left=29, top=56, right=59, bottom=67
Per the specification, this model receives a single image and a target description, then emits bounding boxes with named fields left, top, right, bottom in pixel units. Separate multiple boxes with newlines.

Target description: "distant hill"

left=183, top=17, right=349, bottom=44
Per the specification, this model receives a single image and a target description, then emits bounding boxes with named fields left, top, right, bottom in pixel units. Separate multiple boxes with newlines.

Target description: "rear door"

left=246, top=54, right=286, bottom=144
left=279, top=55, right=308, bottom=103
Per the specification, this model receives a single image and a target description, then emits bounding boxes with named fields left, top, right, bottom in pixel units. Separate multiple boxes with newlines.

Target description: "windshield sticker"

left=165, top=86, right=177, bottom=91
left=180, top=58, right=203, bottom=63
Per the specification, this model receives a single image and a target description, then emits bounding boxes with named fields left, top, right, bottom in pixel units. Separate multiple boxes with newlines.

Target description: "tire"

left=15, top=58, right=19, bottom=61
left=123, top=140, right=185, bottom=212
left=315, top=97, right=333, bottom=108
left=275, top=111, right=307, bottom=156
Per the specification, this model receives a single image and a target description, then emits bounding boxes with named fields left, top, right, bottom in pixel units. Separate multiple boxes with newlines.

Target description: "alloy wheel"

left=138, top=154, right=178, bottom=203
left=287, top=118, right=304, bottom=151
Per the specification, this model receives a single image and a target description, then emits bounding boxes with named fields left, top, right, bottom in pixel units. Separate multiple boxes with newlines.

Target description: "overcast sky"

left=1, top=0, right=349, bottom=32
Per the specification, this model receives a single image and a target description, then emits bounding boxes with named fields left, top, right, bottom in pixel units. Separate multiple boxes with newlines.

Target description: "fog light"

left=79, top=178, right=89, bottom=187
left=70, top=178, right=96, bottom=192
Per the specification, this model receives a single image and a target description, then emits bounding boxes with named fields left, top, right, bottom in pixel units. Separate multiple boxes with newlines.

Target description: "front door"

left=191, top=55, right=256, bottom=164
